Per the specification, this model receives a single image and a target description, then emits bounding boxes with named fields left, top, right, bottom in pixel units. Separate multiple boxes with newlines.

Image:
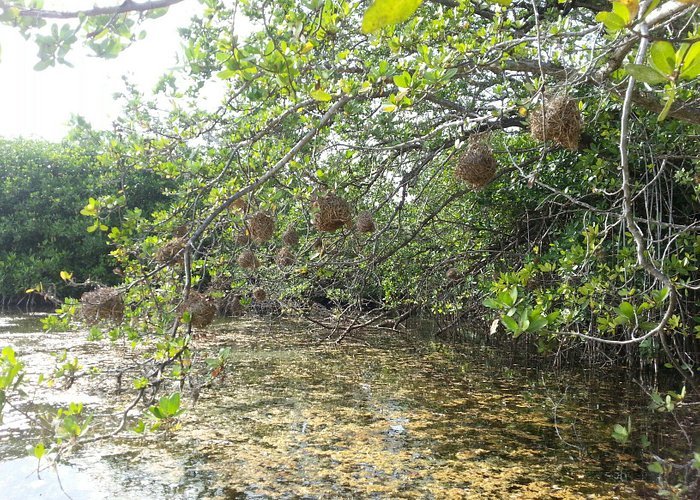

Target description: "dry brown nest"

left=229, top=197, right=248, bottom=212
left=455, top=141, right=497, bottom=189
left=179, top=291, right=217, bottom=328
left=282, top=226, right=300, bottom=246
left=80, top=287, right=124, bottom=324
left=355, top=211, right=376, bottom=233
left=276, top=247, right=295, bottom=267
left=313, top=194, right=352, bottom=232
left=237, top=249, right=259, bottom=270
left=446, top=268, right=462, bottom=282
left=173, top=225, right=188, bottom=238
left=252, top=287, right=267, bottom=301
left=530, top=95, right=582, bottom=151
left=155, top=237, right=187, bottom=265
left=249, top=211, right=275, bottom=243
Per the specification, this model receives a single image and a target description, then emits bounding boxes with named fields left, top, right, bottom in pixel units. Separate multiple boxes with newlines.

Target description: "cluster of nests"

left=454, top=94, right=582, bottom=189
left=312, top=194, right=376, bottom=233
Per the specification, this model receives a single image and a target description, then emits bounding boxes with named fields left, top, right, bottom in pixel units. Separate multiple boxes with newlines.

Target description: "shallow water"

left=0, top=314, right=687, bottom=498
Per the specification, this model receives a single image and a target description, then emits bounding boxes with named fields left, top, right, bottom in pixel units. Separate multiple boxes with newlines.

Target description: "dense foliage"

left=0, top=138, right=173, bottom=304
left=0, top=0, right=699, bottom=496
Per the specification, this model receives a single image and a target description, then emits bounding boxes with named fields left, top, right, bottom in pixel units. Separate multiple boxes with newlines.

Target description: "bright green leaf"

left=501, top=315, right=520, bottom=334
left=649, top=41, right=676, bottom=76
left=362, top=0, right=423, bottom=34
left=596, top=12, right=626, bottom=32
left=310, top=89, right=332, bottom=102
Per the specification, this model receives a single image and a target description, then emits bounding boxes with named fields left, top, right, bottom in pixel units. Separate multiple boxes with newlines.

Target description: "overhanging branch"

left=6, top=0, right=184, bottom=19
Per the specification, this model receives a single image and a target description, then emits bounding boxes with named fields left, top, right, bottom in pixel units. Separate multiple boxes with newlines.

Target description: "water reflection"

left=0, top=314, right=668, bottom=498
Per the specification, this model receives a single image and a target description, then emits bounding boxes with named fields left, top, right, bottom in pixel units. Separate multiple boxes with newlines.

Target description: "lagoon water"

left=0, top=313, right=680, bottom=498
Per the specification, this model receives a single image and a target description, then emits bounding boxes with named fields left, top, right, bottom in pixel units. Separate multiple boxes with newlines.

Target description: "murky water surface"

left=0, top=314, right=686, bottom=498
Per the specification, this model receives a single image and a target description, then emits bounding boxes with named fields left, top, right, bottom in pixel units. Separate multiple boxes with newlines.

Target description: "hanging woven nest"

left=455, top=141, right=497, bottom=189
left=282, top=226, right=300, bottom=247
left=313, top=194, right=352, bottom=232
left=179, top=291, right=217, bottom=328
left=355, top=211, right=376, bottom=233
left=276, top=247, right=295, bottom=267
left=155, top=237, right=187, bottom=265
left=80, top=287, right=124, bottom=324
left=173, top=225, right=188, bottom=238
left=446, top=267, right=462, bottom=282
left=530, top=95, right=582, bottom=151
left=230, top=197, right=248, bottom=212
left=252, top=287, right=267, bottom=301
left=249, top=211, right=275, bottom=243
left=237, top=249, right=259, bottom=270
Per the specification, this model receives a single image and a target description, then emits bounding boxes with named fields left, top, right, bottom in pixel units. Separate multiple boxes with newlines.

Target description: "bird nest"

left=530, top=95, right=582, bottom=151
left=229, top=197, right=248, bottom=212
left=80, top=287, right=124, bottom=324
left=313, top=194, right=352, bottom=232
left=237, top=249, right=259, bottom=270
left=446, top=268, right=462, bottom=282
left=276, top=247, right=295, bottom=267
left=179, top=291, right=217, bottom=328
left=249, top=211, right=275, bottom=243
left=355, top=211, right=376, bottom=233
left=282, top=226, right=300, bottom=247
left=155, top=237, right=187, bottom=265
left=252, top=287, right=267, bottom=301
left=455, top=141, right=497, bottom=189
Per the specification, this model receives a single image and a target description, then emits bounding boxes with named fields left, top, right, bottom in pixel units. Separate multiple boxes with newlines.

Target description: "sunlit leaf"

left=310, top=89, right=332, bottom=102
left=679, top=42, right=700, bottom=79
left=362, top=0, right=423, bottom=34
left=649, top=41, right=676, bottom=76
left=596, top=12, right=626, bottom=32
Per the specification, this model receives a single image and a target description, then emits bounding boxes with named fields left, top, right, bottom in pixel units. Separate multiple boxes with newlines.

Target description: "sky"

left=0, top=1, right=206, bottom=141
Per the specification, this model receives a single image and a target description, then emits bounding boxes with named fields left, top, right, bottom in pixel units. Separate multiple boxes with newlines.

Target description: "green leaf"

left=596, top=12, right=626, bottom=32
left=310, top=89, right=332, bottom=102
left=501, top=315, right=520, bottom=334
left=649, top=41, right=676, bottom=76
left=657, top=87, right=675, bottom=122
left=362, top=0, right=423, bottom=34
left=393, top=71, right=411, bottom=88
left=33, top=58, right=52, bottom=71
left=611, top=2, right=632, bottom=25
left=483, top=297, right=501, bottom=309
left=625, top=64, right=668, bottom=84
left=612, top=423, right=629, bottom=443
left=527, top=317, right=548, bottom=332
left=618, top=301, right=635, bottom=320
left=647, top=461, right=663, bottom=474
left=679, top=42, right=700, bottom=80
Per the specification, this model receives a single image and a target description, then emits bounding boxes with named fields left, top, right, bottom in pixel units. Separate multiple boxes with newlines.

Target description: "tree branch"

left=7, top=0, right=184, bottom=19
